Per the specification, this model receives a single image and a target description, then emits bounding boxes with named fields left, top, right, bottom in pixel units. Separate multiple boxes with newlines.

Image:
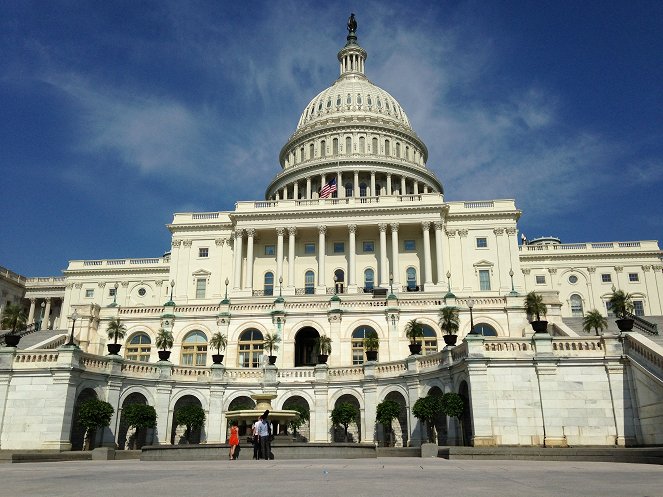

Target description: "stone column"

left=288, top=227, right=296, bottom=289
left=338, top=171, right=344, bottom=198
left=379, top=223, right=388, bottom=286
left=353, top=170, right=359, bottom=198
left=293, top=182, right=299, bottom=199
left=348, top=224, right=357, bottom=289
left=233, top=229, right=244, bottom=290
left=494, top=228, right=507, bottom=291
left=422, top=222, right=433, bottom=285
left=43, top=298, right=52, bottom=330
left=391, top=223, right=400, bottom=287
left=434, top=222, right=446, bottom=285
left=370, top=171, right=376, bottom=197
left=318, top=225, right=326, bottom=289
left=306, top=177, right=312, bottom=199
left=282, top=186, right=287, bottom=200
left=400, top=176, right=406, bottom=196
left=413, top=181, right=419, bottom=195
left=103, top=373, right=123, bottom=447
left=276, top=227, right=285, bottom=285
left=245, top=229, right=255, bottom=291
left=28, top=298, right=36, bottom=325
left=387, top=173, right=392, bottom=195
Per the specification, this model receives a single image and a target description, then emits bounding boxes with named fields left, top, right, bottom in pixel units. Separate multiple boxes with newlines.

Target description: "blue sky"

left=1, top=0, right=662, bottom=276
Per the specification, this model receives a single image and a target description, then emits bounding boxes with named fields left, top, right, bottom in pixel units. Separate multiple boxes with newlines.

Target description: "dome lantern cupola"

left=338, top=13, right=367, bottom=79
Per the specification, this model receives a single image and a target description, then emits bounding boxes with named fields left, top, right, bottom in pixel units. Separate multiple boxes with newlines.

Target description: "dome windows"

left=327, top=97, right=332, bottom=108
left=377, top=97, right=382, bottom=109
left=367, top=95, right=372, bottom=106
left=346, top=93, right=352, bottom=105
left=357, top=94, right=362, bottom=105
left=336, top=95, right=341, bottom=107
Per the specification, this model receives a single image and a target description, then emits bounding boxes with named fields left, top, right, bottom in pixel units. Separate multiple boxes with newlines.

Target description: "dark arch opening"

left=294, top=327, right=320, bottom=367
left=474, top=323, right=497, bottom=336
left=381, top=391, right=408, bottom=447
left=427, top=386, right=447, bottom=445
left=118, top=392, right=149, bottom=450
left=70, top=388, right=98, bottom=451
left=282, top=396, right=311, bottom=442
left=227, top=396, right=257, bottom=438
left=171, top=395, right=204, bottom=445
left=459, top=381, right=472, bottom=446
left=332, top=394, right=361, bottom=442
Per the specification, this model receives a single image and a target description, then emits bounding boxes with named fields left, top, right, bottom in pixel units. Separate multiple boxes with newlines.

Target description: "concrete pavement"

left=0, top=457, right=661, bottom=497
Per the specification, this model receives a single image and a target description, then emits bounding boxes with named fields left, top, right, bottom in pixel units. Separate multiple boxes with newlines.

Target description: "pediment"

left=192, top=269, right=212, bottom=277
left=473, top=259, right=494, bottom=267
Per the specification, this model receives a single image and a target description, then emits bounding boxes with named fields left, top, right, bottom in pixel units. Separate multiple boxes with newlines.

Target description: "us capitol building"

left=2, top=18, right=662, bottom=451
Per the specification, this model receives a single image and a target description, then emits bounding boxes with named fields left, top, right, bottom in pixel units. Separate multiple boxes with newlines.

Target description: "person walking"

left=228, top=421, right=239, bottom=460
left=252, top=417, right=262, bottom=460
left=258, top=414, right=271, bottom=460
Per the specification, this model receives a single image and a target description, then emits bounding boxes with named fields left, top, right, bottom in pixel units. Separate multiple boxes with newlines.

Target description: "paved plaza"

left=0, top=458, right=661, bottom=497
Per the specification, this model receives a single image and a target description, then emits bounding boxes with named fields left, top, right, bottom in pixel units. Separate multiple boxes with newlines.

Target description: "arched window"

left=359, top=182, right=367, bottom=197
left=309, top=143, right=314, bottom=159
left=126, top=333, right=151, bottom=362
left=334, top=269, right=345, bottom=294
left=422, top=325, right=438, bottom=355
left=359, top=136, right=365, bottom=154
left=264, top=272, right=274, bottom=296
left=352, top=326, right=377, bottom=365
left=238, top=329, right=264, bottom=368
left=364, top=268, right=375, bottom=291
left=474, top=323, right=498, bottom=336
left=299, top=146, right=304, bottom=163
left=570, top=294, right=584, bottom=317
left=384, top=140, right=390, bottom=156
left=406, top=267, right=417, bottom=291
left=305, top=270, right=315, bottom=295
left=321, top=140, right=326, bottom=158
left=372, top=137, right=378, bottom=153
left=333, top=138, right=339, bottom=155
left=345, top=136, right=352, bottom=155
left=181, top=331, right=208, bottom=366
left=345, top=182, right=353, bottom=197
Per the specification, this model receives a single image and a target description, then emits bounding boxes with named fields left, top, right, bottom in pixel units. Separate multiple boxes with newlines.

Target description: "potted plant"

left=77, top=398, right=114, bottom=450
left=121, top=403, right=157, bottom=449
left=608, top=290, right=634, bottom=331
left=404, top=319, right=424, bottom=355
left=209, top=332, right=228, bottom=364
left=524, top=291, right=548, bottom=333
left=439, top=306, right=459, bottom=346
left=174, top=404, right=205, bottom=444
left=376, top=399, right=401, bottom=447
left=330, top=401, right=359, bottom=442
left=363, top=330, right=379, bottom=362
left=263, top=333, right=279, bottom=365
left=155, top=328, right=174, bottom=361
left=315, top=335, right=332, bottom=364
left=1, top=303, right=27, bottom=347
left=106, top=317, right=127, bottom=355
left=582, top=309, right=609, bottom=336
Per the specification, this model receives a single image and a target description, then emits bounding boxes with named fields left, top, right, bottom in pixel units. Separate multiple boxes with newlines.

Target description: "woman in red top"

left=229, top=421, right=239, bottom=460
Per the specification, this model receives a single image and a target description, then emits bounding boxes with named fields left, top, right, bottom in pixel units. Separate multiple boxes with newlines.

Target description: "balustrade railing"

left=626, top=312, right=658, bottom=335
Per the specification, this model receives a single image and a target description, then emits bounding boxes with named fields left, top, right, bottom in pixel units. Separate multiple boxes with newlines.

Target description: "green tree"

left=1, top=303, right=27, bottom=334
left=175, top=404, right=206, bottom=444
left=441, top=392, right=467, bottom=446
left=330, top=402, right=359, bottom=442
left=287, top=404, right=310, bottom=439
left=376, top=399, right=401, bottom=446
left=155, top=328, right=174, bottom=351
left=209, top=332, right=228, bottom=354
left=404, top=319, right=425, bottom=344
left=583, top=309, right=609, bottom=336
left=122, top=404, right=157, bottom=449
left=524, top=292, right=547, bottom=321
left=77, top=398, right=114, bottom=450
left=106, top=317, right=127, bottom=345
left=412, top=394, right=443, bottom=443
left=439, top=306, right=460, bottom=335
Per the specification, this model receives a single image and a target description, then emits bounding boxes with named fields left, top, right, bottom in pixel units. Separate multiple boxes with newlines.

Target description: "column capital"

left=547, top=268, right=557, bottom=274
left=458, top=229, right=468, bottom=238
left=386, top=172, right=392, bottom=178
left=493, top=228, right=505, bottom=236
left=370, top=170, right=375, bottom=177
left=521, top=268, right=531, bottom=275
left=506, top=227, right=517, bottom=236
left=318, top=225, right=327, bottom=235
left=44, top=297, right=51, bottom=303
left=288, top=227, right=297, bottom=236
left=421, top=221, right=431, bottom=232
left=276, top=227, right=286, bottom=236
left=215, top=238, right=225, bottom=246
left=653, top=264, right=663, bottom=271
left=614, top=266, right=623, bottom=273
left=378, top=223, right=388, bottom=233
left=434, top=221, right=444, bottom=231
left=234, top=228, right=244, bottom=238
left=348, top=224, right=357, bottom=234
left=390, top=222, right=399, bottom=233
left=29, top=297, right=36, bottom=303
left=642, top=265, right=652, bottom=272
left=98, top=282, right=106, bottom=288
left=246, top=228, right=256, bottom=237
left=182, top=239, right=193, bottom=247
left=172, top=239, right=182, bottom=248
left=445, top=229, right=457, bottom=238
left=587, top=266, right=596, bottom=273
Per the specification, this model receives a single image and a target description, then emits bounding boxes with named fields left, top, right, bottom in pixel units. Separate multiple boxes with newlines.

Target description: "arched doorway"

left=226, top=396, right=256, bottom=438
left=70, top=388, right=97, bottom=451
left=294, top=327, right=320, bottom=367
left=459, top=381, right=472, bottom=446
left=334, top=269, right=345, bottom=294
left=282, top=396, right=311, bottom=442
left=171, top=395, right=204, bottom=445
left=332, top=394, right=361, bottom=442
left=117, top=392, right=149, bottom=450
left=379, top=391, right=408, bottom=447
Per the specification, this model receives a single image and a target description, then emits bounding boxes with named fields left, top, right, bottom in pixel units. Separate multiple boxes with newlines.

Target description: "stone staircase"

left=562, top=315, right=663, bottom=346
left=15, top=329, right=67, bottom=349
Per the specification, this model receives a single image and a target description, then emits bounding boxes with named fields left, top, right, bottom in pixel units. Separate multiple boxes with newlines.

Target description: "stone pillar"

left=348, top=224, right=357, bottom=289
left=288, top=227, right=296, bottom=289
left=207, top=378, right=226, bottom=444
left=413, top=181, right=419, bottom=195
left=43, top=298, right=52, bottom=330
left=353, top=170, right=359, bottom=198
left=391, top=223, right=400, bottom=287
left=400, top=176, right=406, bottom=196
left=245, top=229, right=255, bottom=291
left=276, top=227, right=285, bottom=286
left=370, top=171, right=376, bottom=197
left=362, top=367, right=378, bottom=443
left=338, top=171, right=344, bottom=198
left=422, top=222, right=433, bottom=285
left=306, top=177, right=312, bottom=199
left=379, top=223, right=388, bottom=287
left=494, top=228, right=507, bottom=291
left=28, top=298, right=36, bottom=325
left=103, top=367, right=123, bottom=447
left=312, top=379, right=330, bottom=442
left=293, top=182, right=299, bottom=199
left=318, top=225, right=326, bottom=289
left=387, top=173, right=392, bottom=195
left=233, top=229, right=244, bottom=290
left=434, top=222, right=446, bottom=285
left=155, top=379, right=174, bottom=445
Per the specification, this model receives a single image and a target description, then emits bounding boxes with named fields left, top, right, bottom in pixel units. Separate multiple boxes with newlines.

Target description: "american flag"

left=319, top=178, right=337, bottom=198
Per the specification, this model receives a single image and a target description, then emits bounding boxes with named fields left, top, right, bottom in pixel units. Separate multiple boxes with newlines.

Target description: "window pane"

left=363, top=241, right=374, bottom=252
left=364, top=269, right=374, bottom=290
left=479, top=270, right=491, bottom=291
left=633, top=301, right=644, bottom=316
left=333, top=242, right=344, bottom=253
left=476, top=238, right=487, bottom=248
left=404, top=240, right=415, bottom=251
left=304, top=243, right=315, bottom=254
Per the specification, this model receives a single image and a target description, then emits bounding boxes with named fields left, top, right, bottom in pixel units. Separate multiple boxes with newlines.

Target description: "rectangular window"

left=606, top=301, right=615, bottom=317
left=264, top=245, right=275, bottom=256
left=363, top=241, right=374, bottom=253
left=601, top=274, right=612, bottom=283
left=628, top=273, right=639, bottom=282
left=108, top=288, right=116, bottom=297
left=479, top=270, right=491, bottom=291
left=198, top=247, right=209, bottom=258
left=404, top=240, right=416, bottom=251
left=195, top=278, right=206, bottom=299
left=333, top=242, right=345, bottom=254
left=476, top=237, right=488, bottom=248
left=633, top=301, right=645, bottom=317
left=85, top=289, right=94, bottom=298
left=304, top=243, right=316, bottom=255
left=535, top=275, right=546, bottom=285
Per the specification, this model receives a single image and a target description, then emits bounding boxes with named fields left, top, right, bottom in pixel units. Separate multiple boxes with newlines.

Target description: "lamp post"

left=169, top=280, right=175, bottom=301
left=39, top=301, right=45, bottom=331
left=509, top=269, right=517, bottom=296
left=446, top=271, right=452, bottom=293
left=333, top=275, right=338, bottom=295
left=389, top=273, right=394, bottom=295
left=468, top=298, right=476, bottom=335
left=66, top=310, right=79, bottom=347
left=109, top=282, right=119, bottom=307
left=279, top=276, right=283, bottom=298
left=224, top=277, right=229, bottom=300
